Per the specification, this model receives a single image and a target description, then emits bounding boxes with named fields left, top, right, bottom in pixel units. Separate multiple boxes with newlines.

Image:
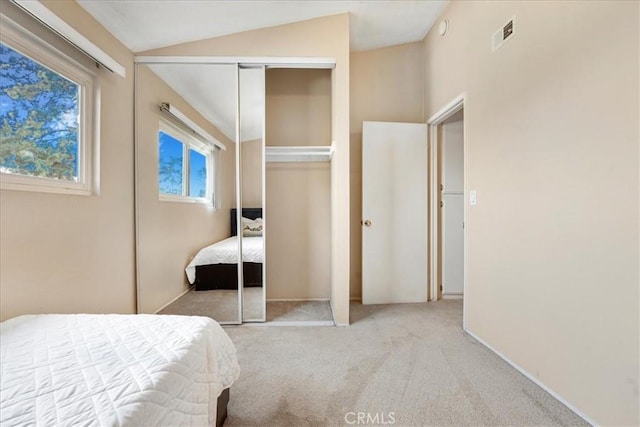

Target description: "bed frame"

left=217, top=388, right=230, bottom=427
left=194, top=208, right=263, bottom=291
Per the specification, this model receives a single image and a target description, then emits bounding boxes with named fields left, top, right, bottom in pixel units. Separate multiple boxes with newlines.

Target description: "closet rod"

left=265, top=145, right=334, bottom=163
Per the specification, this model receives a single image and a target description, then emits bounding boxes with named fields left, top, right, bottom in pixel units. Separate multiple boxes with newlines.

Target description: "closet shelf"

left=265, top=144, right=334, bottom=163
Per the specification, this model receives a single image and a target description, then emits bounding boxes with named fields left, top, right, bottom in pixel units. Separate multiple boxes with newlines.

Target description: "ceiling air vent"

left=492, top=16, right=515, bottom=52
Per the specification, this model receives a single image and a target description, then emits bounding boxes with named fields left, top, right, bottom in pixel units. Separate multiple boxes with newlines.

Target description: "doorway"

left=427, top=95, right=466, bottom=324
left=438, top=110, right=464, bottom=300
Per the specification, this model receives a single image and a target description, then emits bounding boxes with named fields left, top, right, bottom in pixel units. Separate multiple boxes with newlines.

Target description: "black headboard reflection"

left=231, top=208, right=263, bottom=236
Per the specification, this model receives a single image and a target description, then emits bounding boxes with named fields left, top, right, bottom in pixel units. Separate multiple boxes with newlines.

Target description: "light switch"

left=470, top=190, right=477, bottom=206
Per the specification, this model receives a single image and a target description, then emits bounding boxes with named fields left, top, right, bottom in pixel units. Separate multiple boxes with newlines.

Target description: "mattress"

left=0, top=314, right=240, bottom=427
left=185, top=236, right=263, bottom=284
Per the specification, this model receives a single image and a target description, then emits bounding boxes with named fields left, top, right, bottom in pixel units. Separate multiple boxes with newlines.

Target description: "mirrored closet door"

left=239, top=66, right=266, bottom=322
left=135, top=57, right=334, bottom=325
left=135, top=61, right=244, bottom=324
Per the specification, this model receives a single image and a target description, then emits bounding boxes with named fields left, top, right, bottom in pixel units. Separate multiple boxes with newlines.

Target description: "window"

left=158, top=131, right=184, bottom=196
left=158, top=120, right=214, bottom=204
left=189, top=149, right=207, bottom=198
left=0, top=17, right=96, bottom=195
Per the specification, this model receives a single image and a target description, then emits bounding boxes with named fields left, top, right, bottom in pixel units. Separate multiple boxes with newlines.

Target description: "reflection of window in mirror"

left=157, top=120, right=215, bottom=204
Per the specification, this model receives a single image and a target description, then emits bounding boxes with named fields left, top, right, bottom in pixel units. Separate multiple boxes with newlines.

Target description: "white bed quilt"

left=0, top=314, right=240, bottom=427
left=185, top=236, right=263, bottom=284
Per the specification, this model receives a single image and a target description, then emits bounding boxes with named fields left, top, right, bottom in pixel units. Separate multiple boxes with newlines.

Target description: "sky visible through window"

left=158, top=131, right=208, bottom=198
left=0, top=43, right=80, bottom=181
left=158, top=131, right=183, bottom=195
left=189, top=149, right=206, bottom=198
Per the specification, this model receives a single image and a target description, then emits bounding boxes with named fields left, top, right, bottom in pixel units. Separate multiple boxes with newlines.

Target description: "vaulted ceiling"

left=78, top=0, right=447, bottom=142
left=77, top=0, right=448, bottom=53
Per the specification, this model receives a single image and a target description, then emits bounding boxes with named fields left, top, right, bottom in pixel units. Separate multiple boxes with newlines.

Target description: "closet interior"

left=134, top=59, right=334, bottom=324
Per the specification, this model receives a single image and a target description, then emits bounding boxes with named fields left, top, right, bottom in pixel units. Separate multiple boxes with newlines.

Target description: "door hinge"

left=440, top=201, right=443, bottom=208
left=439, top=285, right=443, bottom=291
left=440, top=184, right=443, bottom=191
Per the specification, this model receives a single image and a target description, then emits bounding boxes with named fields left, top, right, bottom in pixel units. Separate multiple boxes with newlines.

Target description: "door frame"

left=427, top=94, right=467, bottom=326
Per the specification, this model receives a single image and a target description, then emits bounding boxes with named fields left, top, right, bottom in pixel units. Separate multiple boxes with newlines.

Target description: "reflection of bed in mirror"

left=185, top=208, right=263, bottom=291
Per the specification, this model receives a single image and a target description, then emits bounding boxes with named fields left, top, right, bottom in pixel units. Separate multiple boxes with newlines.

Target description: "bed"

left=185, top=208, right=263, bottom=291
left=0, top=314, right=240, bottom=427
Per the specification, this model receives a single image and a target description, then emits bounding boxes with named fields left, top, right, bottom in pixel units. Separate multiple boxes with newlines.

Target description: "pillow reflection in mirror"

left=242, top=217, right=263, bottom=237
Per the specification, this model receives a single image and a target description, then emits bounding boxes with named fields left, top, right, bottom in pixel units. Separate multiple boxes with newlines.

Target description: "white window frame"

left=0, top=15, right=97, bottom=196
left=158, top=120, right=215, bottom=205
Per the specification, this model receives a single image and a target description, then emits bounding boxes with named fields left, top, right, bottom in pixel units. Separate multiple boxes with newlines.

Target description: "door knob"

left=363, top=219, right=372, bottom=227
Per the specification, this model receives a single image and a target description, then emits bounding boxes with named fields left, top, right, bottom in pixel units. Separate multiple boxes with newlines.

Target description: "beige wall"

left=0, top=1, right=136, bottom=321
left=423, top=1, right=639, bottom=424
left=136, top=64, right=236, bottom=313
left=265, top=163, right=331, bottom=299
left=265, top=69, right=331, bottom=300
left=143, top=14, right=351, bottom=324
left=349, top=42, right=425, bottom=298
left=266, top=69, right=332, bottom=146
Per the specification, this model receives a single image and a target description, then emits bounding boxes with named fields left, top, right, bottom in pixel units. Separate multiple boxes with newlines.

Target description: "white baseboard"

left=442, top=293, right=463, bottom=300
left=464, top=328, right=596, bottom=426
left=154, top=285, right=194, bottom=314
left=266, top=298, right=330, bottom=302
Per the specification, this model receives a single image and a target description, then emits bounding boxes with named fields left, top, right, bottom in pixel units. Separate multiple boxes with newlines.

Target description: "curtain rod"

left=10, top=0, right=126, bottom=78
left=160, top=103, right=226, bottom=151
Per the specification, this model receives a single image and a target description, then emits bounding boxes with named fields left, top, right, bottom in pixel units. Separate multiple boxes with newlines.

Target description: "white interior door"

left=441, top=119, right=464, bottom=295
left=362, top=121, right=427, bottom=304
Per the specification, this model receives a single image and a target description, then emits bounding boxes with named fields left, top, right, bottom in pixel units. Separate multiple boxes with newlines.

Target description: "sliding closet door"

left=134, top=62, right=241, bottom=324
left=239, top=65, right=266, bottom=322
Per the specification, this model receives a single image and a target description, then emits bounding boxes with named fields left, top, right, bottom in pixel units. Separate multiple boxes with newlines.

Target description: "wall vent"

left=492, top=16, right=515, bottom=52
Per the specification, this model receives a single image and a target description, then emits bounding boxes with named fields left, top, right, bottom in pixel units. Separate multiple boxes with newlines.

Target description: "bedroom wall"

left=141, top=13, right=351, bottom=324
left=423, top=1, right=639, bottom=424
left=136, top=65, right=236, bottom=313
left=349, top=42, right=425, bottom=299
left=265, top=69, right=332, bottom=300
left=0, top=1, right=136, bottom=321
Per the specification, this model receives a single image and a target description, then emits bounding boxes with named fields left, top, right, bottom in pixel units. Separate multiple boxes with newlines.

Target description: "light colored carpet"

left=159, top=288, right=264, bottom=322
left=223, top=301, right=587, bottom=426
left=267, top=300, right=333, bottom=322
left=159, top=289, right=332, bottom=323
left=243, top=288, right=265, bottom=321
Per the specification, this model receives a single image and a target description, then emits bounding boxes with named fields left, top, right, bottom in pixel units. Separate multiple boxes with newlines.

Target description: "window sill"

left=1, top=175, right=93, bottom=196
left=159, top=194, right=213, bottom=206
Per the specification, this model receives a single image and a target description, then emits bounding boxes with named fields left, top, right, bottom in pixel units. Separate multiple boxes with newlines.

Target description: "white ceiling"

left=77, top=0, right=448, bottom=53
left=80, top=1, right=448, bottom=144
left=149, top=64, right=264, bottom=142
